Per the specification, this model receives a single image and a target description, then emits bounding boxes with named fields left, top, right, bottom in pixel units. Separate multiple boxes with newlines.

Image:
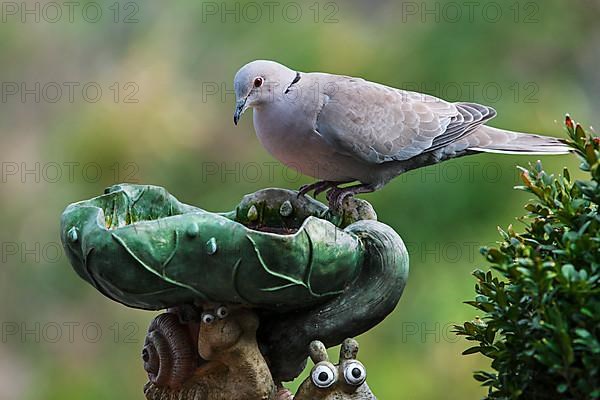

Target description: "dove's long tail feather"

left=468, top=125, right=571, bottom=155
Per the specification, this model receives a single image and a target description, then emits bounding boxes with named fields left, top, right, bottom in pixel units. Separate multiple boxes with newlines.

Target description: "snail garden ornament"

left=61, top=184, right=410, bottom=399
left=294, top=339, right=375, bottom=400
left=143, top=306, right=274, bottom=400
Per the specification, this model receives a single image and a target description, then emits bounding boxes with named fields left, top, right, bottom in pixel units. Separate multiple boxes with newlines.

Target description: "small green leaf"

left=462, top=346, right=483, bottom=355
left=557, top=383, right=568, bottom=393
left=561, top=264, right=577, bottom=282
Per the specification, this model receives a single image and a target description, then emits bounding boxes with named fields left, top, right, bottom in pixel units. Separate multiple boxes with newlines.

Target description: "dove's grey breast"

left=253, top=73, right=378, bottom=183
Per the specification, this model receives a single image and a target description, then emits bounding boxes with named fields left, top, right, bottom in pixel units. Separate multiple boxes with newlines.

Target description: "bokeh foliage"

left=456, top=118, right=600, bottom=399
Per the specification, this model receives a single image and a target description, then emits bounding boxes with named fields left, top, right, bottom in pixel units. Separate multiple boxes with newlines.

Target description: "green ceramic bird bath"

left=60, top=184, right=409, bottom=397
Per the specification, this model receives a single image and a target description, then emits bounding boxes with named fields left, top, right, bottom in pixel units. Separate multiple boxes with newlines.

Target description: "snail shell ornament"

left=142, top=313, right=198, bottom=390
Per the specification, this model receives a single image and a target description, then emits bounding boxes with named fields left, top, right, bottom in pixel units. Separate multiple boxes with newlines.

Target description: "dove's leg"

left=297, top=180, right=352, bottom=198
left=326, top=183, right=376, bottom=210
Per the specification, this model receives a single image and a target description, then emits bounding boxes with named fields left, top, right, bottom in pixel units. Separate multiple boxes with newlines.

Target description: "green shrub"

left=455, top=116, right=600, bottom=399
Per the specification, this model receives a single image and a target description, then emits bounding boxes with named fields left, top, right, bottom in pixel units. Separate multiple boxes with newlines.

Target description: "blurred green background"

left=0, top=0, right=597, bottom=399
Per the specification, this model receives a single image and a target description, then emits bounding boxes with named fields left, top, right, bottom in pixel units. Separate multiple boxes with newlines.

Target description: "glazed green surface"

left=61, top=184, right=365, bottom=310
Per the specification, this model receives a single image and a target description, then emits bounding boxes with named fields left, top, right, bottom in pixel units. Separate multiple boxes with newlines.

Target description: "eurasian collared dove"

left=233, top=60, right=570, bottom=208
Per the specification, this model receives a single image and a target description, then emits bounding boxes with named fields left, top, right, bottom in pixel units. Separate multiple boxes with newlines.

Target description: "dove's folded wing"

left=314, top=76, right=496, bottom=164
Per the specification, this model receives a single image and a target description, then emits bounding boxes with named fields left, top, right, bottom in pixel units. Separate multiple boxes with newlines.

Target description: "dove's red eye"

left=253, top=77, right=263, bottom=88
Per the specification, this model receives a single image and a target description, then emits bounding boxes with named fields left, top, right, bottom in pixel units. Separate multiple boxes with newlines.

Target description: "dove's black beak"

left=233, top=98, right=246, bottom=125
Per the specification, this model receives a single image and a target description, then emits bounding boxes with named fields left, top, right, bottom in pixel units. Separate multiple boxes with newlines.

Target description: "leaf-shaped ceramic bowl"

left=61, top=184, right=369, bottom=311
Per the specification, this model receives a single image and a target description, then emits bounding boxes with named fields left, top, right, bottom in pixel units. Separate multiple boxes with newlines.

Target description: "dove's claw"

left=299, top=181, right=375, bottom=209
left=298, top=181, right=328, bottom=197
left=297, top=182, right=317, bottom=197
left=313, top=182, right=335, bottom=197
left=297, top=180, right=349, bottom=198
left=326, top=183, right=376, bottom=211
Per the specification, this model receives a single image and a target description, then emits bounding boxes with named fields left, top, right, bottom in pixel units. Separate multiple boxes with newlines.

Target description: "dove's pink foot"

left=297, top=180, right=351, bottom=198
left=326, top=183, right=376, bottom=210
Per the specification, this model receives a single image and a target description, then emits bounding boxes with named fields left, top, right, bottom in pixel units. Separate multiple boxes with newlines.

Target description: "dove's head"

left=233, top=60, right=297, bottom=125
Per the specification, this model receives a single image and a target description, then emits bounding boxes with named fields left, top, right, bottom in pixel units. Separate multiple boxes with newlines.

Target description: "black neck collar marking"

left=284, top=72, right=301, bottom=94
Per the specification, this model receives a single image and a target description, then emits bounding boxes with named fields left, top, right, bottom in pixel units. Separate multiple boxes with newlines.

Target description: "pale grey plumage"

left=233, top=60, right=570, bottom=206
